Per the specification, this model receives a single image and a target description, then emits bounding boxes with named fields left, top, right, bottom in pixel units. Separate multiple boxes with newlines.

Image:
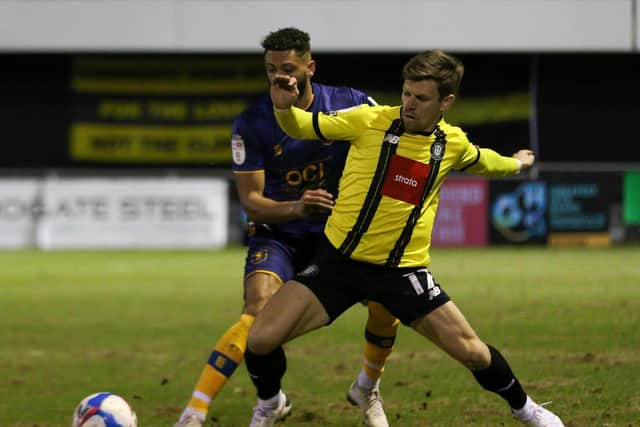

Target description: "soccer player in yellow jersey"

left=244, top=50, right=565, bottom=426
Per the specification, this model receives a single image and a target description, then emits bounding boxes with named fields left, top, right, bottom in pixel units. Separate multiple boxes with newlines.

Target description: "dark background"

left=1, top=53, right=638, bottom=168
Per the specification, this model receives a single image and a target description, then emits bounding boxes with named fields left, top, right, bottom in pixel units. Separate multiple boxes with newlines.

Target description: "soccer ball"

left=71, top=392, right=137, bottom=427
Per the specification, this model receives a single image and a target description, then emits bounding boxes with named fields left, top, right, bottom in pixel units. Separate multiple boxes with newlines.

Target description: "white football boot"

left=513, top=396, right=565, bottom=427
left=248, top=390, right=292, bottom=427
left=347, top=380, right=390, bottom=427
left=174, top=412, right=204, bottom=427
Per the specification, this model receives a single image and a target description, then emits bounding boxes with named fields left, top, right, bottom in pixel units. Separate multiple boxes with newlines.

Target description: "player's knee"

left=243, top=297, right=270, bottom=317
left=247, top=326, right=278, bottom=355
left=367, top=302, right=400, bottom=334
left=243, top=277, right=281, bottom=316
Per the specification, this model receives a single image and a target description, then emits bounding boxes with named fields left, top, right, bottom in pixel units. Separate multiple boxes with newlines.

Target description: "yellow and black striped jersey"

left=275, top=104, right=520, bottom=267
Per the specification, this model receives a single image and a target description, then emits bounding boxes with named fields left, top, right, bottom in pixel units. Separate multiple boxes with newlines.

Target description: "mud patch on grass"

left=462, top=407, right=504, bottom=417
left=155, top=404, right=182, bottom=416
left=290, top=410, right=328, bottom=424
left=565, top=351, right=640, bottom=367
left=523, top=376, right=578, bottom=391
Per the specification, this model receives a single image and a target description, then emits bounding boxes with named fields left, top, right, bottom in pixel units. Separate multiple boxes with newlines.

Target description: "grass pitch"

left=1, top=247, right=639, bottom=427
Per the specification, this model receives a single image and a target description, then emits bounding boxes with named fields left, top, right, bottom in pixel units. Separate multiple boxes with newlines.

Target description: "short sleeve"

left=231, top=115, right=264, bottom=172
left=453, top=132, right=481, bottom=171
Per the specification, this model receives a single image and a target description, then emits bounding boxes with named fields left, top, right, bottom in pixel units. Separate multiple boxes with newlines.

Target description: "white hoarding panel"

left=37, top=178, right=228, bottom=249
left=0, top=179, right=40, bottom=249
left=182, top=0, right=634, bottom=52
left=0, top=0, right=175, bottom=50
left=0, top=0, right=633, bottom=52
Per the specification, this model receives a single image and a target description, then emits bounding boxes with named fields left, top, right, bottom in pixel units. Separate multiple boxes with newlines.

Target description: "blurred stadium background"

left=1, top=1, right=639, bottom=426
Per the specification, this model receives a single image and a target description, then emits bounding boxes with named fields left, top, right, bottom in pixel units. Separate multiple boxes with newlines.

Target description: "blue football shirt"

left=231, top=82, right=373, bottom=238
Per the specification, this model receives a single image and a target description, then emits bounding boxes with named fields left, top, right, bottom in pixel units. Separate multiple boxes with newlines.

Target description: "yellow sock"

left=360, top=302, right=399, bottom=386
left=186, top=314, right=255, bottom=416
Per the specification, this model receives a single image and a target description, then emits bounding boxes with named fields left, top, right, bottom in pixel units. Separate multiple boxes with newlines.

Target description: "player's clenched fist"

left=271, top=74, right=299, bottom=110
left=293, top=188, right=335, bottom=217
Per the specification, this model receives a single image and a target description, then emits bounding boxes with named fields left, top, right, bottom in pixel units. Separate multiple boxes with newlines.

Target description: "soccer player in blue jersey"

left=174, top=28, right=399, bottom=427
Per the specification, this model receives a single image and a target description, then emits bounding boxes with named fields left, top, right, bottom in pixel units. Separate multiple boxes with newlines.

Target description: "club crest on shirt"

left=430, top=142, right=445, bottom=161
left=384, top=134, right=400, bottom=145
left=273, top=144, right=283, bottom=157
left=231, top=134, right=246, bottom=165
left=249, top=249, right=268, bottom=264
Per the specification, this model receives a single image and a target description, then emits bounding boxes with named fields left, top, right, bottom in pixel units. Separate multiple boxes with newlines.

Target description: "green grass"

left=1, top=247, right=639, bottom=427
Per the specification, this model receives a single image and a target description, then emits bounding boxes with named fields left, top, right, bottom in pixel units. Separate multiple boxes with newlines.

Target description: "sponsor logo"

left=283, top=160, right=326, bottom=190
left=298, top=264, right=319, bottom=277
left=394, top=174, right=418, bottom=187
left=381, top=155, right=430, bottom=205
left=215, top=355, right=226, bottom=369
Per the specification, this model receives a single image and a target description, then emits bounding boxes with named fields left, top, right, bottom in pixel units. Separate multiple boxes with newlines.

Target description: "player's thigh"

left=369, top=267, right=449, bottom=326
left=248, top=280, right=330, bottom=354
left=242, top=236, right=295, bottom=315
left=412, top=301, right=489, bottom=369
left=243, top=272, right=283, bottom=315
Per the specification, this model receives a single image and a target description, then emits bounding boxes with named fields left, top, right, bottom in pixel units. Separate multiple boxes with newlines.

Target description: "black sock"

left=472, top=344, right=527, bottom=409
left=245, top=346, right=287, bottom=400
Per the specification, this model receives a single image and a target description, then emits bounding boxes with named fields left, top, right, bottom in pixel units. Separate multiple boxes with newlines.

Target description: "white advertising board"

left=0, top=179, right=40, bottom=249
left=37, top=178, right=228, bottom=249
left=0, top=0, right=633, bottom=52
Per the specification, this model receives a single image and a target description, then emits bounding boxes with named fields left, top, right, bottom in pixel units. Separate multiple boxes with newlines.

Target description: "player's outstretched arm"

left=462, top=146, right=535, bottom=177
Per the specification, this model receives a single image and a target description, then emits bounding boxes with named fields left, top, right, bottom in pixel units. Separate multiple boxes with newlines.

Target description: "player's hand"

left=271, top=74, right=299, bottom=110
left=512, top=149, right=535, bottom=171
left=294, top=189, right=335, bottom=217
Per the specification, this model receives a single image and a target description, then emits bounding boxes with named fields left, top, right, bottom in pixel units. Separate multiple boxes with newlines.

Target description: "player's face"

left=265, top=49, right=315, bottom=98
left=401, top=79, right=455, bottom=133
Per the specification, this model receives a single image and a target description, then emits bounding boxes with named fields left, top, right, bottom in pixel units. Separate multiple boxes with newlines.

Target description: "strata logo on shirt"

left=231, top=134, right=245, bottom=165
left=381, top=155, right=431, bottom=205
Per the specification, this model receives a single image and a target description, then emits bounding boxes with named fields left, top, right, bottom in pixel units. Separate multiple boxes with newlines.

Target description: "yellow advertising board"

left=69, top=56, right=265, bottom=165
left=71, top=124, right=233, bottom=163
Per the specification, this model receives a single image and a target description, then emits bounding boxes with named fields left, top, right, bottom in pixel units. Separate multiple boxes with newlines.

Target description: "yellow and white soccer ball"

left=71, top=392, right=137, bottom=427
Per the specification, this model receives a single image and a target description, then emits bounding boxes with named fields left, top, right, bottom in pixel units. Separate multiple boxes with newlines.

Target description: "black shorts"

left=294, top=236, right=450, bottom=325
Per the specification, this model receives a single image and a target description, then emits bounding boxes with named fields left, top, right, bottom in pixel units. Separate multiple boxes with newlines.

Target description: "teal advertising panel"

left=624, top=172, right=640, bottom=225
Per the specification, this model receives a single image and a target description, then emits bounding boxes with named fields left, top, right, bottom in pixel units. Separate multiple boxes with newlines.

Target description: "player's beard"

left=296, top=74, right=310, bottom=101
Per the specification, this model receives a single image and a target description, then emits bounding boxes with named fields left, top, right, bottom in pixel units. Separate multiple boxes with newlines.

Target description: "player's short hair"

left=402, top=50, right=465, bottom=99
left=261, top=27, right=311, bottom=58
